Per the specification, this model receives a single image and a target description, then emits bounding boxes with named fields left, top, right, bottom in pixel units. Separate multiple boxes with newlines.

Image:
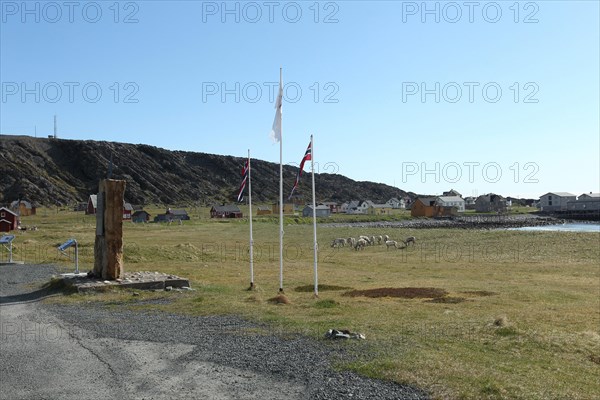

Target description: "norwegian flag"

left=237, top=159, right=249, bottom=202
left=289, top=140, right=312, bottom=199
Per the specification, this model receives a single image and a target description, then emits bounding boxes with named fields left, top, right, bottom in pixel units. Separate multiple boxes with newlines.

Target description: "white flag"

left=270, top=78, right=283, bottom=142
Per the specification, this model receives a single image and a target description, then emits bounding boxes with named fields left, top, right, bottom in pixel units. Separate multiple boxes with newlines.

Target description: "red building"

left=0, top=207, right=19, bottom=233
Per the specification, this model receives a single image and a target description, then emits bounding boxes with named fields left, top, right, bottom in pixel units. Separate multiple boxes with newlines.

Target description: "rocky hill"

left=0, top=135, right=415, bottom=207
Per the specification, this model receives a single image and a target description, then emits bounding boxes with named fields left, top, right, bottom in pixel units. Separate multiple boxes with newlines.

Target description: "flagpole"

left=310, top=134, right=318, bottom=297
left=248, top=149, right=254, bottom=290
left=278, top=67, right=284, bottom=293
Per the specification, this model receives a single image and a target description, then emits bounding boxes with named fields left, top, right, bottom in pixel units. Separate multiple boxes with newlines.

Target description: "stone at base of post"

left=247, top=282, right=255, bottom=291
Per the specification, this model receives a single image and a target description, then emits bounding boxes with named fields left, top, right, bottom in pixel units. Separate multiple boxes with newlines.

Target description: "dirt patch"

left=425, top=296, right=467, bottom=304
left=461, top=290, right=498, bottom=297
left=294, top=284, right=353, bottom=293
left=589, top=355, right=600, bottom=365
left=267, top=294, right=290, bottom=304
left=343, top=287, right=448, bottom=299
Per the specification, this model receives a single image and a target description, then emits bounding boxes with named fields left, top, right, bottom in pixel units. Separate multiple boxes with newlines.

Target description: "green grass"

left=7, top=207, right=600, bottom=400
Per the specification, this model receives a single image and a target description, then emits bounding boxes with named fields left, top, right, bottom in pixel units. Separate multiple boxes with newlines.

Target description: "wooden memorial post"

left=93, top=179, right=125, bottom=280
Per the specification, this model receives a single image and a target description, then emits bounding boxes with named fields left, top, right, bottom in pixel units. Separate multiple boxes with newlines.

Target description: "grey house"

left=539, top=192, right=576, bottom=212
left=475, top=194, right=507, bottom=213
left=302, top=205, right=331, bottom=218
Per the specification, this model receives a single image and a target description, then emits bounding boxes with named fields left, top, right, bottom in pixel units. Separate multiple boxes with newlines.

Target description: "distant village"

left=1, top=190, right=598, bottom=233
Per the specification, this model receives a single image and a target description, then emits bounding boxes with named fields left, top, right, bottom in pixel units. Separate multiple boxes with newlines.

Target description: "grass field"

left=5, top=208, right=599, bottom=399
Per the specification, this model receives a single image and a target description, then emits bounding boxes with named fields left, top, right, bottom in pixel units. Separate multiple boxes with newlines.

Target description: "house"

left=322, top=202, right=339, bottom=214
left=443, top=189, right=462, bottom=198
left=346, top=200, right=374, bottom=215
left=386, top=198, right=405, bottom=209
left=272, top=203, right=294, bottom=215
left=340, top=202, right=350, bottom=213
left=123, top=203, right=134, bottom=220
left=464, top=196, right=476, bottom=210
left=436, top=196, right=465, bottom=212
left=367, top=204, right=393, bottom=215
left=86, top=195, right=97, bottom=215
left=539, top=192, right=577, bottom=212
left=475, top=194, right=507, bottom=213
left=210, top=205, right=242, bottom=218
left=302, top=205, right=331, bottom=218
left=567, top=193, right=600, bottom=212
left=132, top=210, right=151, bottom=223
left=10, top=200, right=36, bottom=216
left=0, top=207, right=19, bottom=232
left=411, top=197, right=438, bottom=217
left=411, top=197, right=458, bottom=218
left=256, top=206, right=272, bottom=215
left=154, top=208, right=191, bottom=222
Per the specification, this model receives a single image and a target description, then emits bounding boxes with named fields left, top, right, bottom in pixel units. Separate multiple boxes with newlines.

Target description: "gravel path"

left=0, top=264, right=428, bottom=400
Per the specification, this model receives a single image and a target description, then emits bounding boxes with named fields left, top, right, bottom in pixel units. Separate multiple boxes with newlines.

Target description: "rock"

left=165, top=286, right=173, bottom=291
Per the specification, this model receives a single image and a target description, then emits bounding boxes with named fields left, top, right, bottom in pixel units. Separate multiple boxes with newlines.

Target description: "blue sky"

left=1, top=0, right=598, bottom=199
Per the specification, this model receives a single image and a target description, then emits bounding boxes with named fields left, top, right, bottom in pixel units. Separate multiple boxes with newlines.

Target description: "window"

left=0, top=212, right=4, bottom=217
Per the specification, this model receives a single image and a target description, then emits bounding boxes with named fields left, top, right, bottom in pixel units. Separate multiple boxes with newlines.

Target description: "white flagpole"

left=278, top=67, right=284, bottom=293
left=248, top=149, right=254, bottom=290
left=310, top=134, right=318, bottom=297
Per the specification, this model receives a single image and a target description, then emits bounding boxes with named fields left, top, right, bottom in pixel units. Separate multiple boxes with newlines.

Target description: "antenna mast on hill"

left=53, top=115, right=57, bottom=139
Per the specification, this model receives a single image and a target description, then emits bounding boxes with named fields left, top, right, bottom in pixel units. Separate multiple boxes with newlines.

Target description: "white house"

left=386, top=198, right=405, bottom=209
left=539, top=192, right=576, bottom=212
left=436, top=196, right=465, bottom=212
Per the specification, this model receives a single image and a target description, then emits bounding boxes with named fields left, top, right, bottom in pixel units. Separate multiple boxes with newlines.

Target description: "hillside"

left=0, top=135, right=414, bottom=207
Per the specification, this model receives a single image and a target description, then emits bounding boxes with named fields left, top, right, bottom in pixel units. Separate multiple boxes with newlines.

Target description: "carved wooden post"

left=93, top=179, right=125, bottom=279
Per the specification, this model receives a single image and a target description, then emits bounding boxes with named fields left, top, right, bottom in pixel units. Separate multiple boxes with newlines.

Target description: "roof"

left=0, top=207, right=18, bottom=216
left=437, top=196, right=464, bottom=202
left=212, top=205, right=241, bottom=213
left=169, top=209, right=189, bottom=215
left=542, top=192, right=576, bottom=197
left=416, top=197, right=438, bottom=206
left=304, top=205, right=330, bottom=211
left=477, top=193, right=505, bottom=202
left=124, top=203, right=134, bottom=211
left=10, top=200, right=34, bottom=209
left=370, top=204, right=392, bottom=208
left=257, top=206, right=271, bottom=211
left=89, top=194, right=98, bottom=208
left=132, top=210, right=151, bottom=216
left=387, top=197, right=401, bottom=203
left=579, top=193, right=600, bottom=198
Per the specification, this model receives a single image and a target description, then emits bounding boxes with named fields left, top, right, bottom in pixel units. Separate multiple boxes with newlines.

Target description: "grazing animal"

left=383, top=234, right=390, bottom=242
left=404, top=236, right=416, bottom=246
left=347, top=237, right=357, bottom=248
left=376, top=235, right=383, bottom=245
left=331, top=238, right=346, bottom=248
left=385, top=240, right=398, bottom=250
left=370, top=236, right=376, bottom=246
left=354, top=238, right=367, bottom=251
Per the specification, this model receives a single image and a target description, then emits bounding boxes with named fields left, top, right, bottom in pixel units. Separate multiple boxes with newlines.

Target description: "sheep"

left=370, top=236, right=376, bottom=246
left=376, top=235, right=383, bottom=245
left=354, top=238, right=367, bottom=251
left=404, top=236, right=416, bottom=246
left=331, top=238, right=347, bottom=248
left=383, top=234, right=390, bottom=242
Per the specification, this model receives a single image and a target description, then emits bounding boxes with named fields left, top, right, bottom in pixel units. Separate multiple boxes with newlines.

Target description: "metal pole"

left=278, top=67, right=284, bottom=292
left=248, top=149, right=254, bottom=289
left=74, top=241, right=79, bottom=274
left=311, top=135, right=318, bottom=297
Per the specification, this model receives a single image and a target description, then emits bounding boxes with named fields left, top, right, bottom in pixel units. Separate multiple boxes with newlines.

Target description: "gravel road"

left=0, top=264, right=428, bottom=400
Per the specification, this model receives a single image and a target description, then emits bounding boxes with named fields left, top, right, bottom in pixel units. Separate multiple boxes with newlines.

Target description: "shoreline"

left=322, top=214, right=567, bottom=230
